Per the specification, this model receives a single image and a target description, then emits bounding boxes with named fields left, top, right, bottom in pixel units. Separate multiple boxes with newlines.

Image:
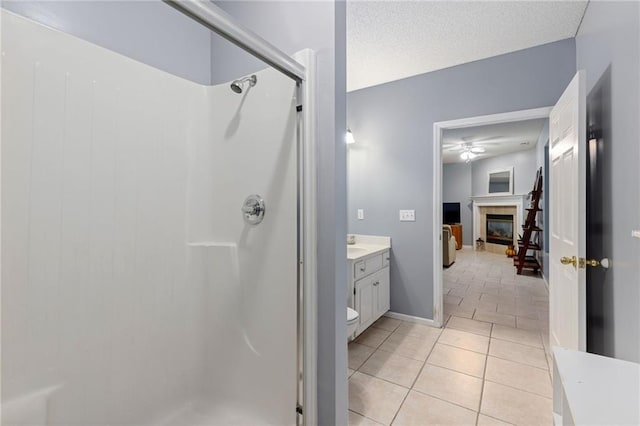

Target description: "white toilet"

left=347, top=307, right=359, bottom=340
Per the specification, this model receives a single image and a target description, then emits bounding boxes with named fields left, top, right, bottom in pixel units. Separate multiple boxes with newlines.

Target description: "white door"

left=549, top=70, right=587, bottom=351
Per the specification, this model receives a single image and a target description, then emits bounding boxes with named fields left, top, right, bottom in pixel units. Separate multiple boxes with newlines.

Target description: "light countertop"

left=346, top=235, right=391, bottom=261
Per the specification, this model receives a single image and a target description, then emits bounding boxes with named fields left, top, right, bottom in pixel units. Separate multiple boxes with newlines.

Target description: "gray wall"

left=442, top=163, right=473, bottom=245
left=577, top=1, right=640, bottom=362
left=1, top=0, right=212, bottom=84
left=212, top=2, right=348, bottom=424
left=471, top=148, right=538, bottom=197
left=347, top=39, right=576, bottom=320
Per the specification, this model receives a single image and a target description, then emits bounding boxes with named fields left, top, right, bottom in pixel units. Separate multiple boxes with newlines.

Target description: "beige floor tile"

left=359, top=350, right=424, bottom=388
left=464, top=292, right=485, bottom=302
left=394, top=322, right=442, bottom=340
left=473, top=311, right=516, bottom=327
left=349, top=342, right=375, bottom=370
left=515, top=316, right=547, bottom=331
left=446, top=316, right=492, bottom=337
left=445, top=294, right=463, bottom=305
left=460, top=299, right=498, bottom=313
left=392, top=390, right=477, bottom=426
left=378, top=331, right=438, bottom=361
left=448, top=287, right=472, bottom=298
left=480, top=381, right=552, bottom=425
left=476, top=414, right=513, bottom=426
left=348, top=368, right=356, bottom=378
left=497, top=304, right=538, bottom=319
left=413, top=364, right=483, bottom=411
left=541, top=332, right=551, bottom=355
left=536, top=309, right=550, bottom=321
left=356, top=327, right=393, bottom=349
left=532, top=295, right=549, bottom=304
left=480, top=293, right=515, bottom=305
left=349, top=410, right=385, bottom=426
left=372, top=317, right=402, bottom=332
left=438, top=328, right=490, bottom=354
left=444, top=303, right=475, bottom=319
left=485, top=356, right=552, bottom=397
left=488, top=338, right=548, bottom=369
left=349, top=372, right=409, bottom=425
left=498, top=288, right=516, bottom=298
left=482, top=284, right=501, bottom=295
left=427, top=343, right=486, bottom=378
left=491, top=324, right=542, bottom=348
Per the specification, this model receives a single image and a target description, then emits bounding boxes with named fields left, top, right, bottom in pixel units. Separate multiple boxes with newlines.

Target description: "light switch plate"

left=357, top=209, right=364, bottom=220
left=399, top=210, right=415, bottom=221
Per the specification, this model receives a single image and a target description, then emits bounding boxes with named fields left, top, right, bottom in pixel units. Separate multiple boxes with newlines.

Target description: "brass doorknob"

left=581, top=257, right=610, bottom=269
left=560, top=256, right=577, bottom=267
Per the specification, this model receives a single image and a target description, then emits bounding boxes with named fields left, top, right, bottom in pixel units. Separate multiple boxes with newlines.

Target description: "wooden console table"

left=450, top=224, right=462, bottom=250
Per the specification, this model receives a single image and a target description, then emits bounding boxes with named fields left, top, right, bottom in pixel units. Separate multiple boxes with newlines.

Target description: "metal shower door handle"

left=242, top=194, right=265, bottom=225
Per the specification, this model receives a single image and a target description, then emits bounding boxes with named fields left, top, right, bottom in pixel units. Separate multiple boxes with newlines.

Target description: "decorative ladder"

left=514, top=167, right=543, bottom=275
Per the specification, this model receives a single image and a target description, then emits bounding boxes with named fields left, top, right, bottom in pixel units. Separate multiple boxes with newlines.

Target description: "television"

left=443, top=202, right=461, bottom=224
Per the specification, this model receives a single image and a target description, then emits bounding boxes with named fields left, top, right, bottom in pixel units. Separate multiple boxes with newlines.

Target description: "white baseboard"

left=384, top=311, right=440, bottom=328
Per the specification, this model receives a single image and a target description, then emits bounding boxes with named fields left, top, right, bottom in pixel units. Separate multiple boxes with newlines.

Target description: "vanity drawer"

left=354, top=261, right=366, bottom=280
left=354, top=253, right=383, bottom=279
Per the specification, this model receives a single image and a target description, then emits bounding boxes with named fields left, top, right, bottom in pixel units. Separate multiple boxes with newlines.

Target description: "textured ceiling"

left=347, top=1, right=588, bottom=92
left=442, top=118, right=547, bottom=164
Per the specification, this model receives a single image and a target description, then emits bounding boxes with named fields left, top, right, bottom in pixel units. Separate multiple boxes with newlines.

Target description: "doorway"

left=433, top=107, right=553, bottom=326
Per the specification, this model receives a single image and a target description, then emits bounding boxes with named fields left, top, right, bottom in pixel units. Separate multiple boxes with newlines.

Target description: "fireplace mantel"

left=470, top=194, right=528, bottom=203
left=470, top=194, right=527, bottom=250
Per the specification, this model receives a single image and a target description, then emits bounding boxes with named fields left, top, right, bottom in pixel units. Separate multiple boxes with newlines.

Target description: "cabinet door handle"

left=360, top=266, right=365, bottom=272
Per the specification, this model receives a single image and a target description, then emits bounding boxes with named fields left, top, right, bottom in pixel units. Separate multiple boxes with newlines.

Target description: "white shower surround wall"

left=470, top=194, right=527, bottom=248
left=2, top=11, right=299, bottom=425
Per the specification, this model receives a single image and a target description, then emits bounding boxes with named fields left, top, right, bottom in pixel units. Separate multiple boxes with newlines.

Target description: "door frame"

left=432, top=107, right=553, bottom=327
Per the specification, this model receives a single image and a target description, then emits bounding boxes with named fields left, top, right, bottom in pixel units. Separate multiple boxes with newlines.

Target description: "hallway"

left=348, top=248, right=552, bottom=425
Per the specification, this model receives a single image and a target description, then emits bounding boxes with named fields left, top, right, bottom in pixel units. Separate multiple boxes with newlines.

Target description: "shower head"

left=230, top=75, right=257, bottom=94
left=230, top=82, right=243, bottom=94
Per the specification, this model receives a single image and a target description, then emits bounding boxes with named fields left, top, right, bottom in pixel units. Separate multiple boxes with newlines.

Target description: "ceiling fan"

left=444, top=136, right=506, bottom=151
left=443, top=136, right=506, bottom=162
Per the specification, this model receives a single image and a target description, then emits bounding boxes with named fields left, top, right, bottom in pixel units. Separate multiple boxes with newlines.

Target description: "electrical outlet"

left=357, top=209, right=364, bottom=220
left=399, top=210, right=415, bottom=221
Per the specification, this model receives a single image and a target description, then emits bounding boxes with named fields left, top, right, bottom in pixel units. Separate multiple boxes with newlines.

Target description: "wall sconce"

left=346, top=129, right=356, bottom=145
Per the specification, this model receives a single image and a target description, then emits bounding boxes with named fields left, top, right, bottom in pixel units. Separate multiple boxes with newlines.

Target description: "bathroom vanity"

left=347, top=235, right=391, bottom=337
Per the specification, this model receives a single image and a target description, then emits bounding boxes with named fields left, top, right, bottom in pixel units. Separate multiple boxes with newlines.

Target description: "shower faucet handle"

left=241, top=194, right=266, bottom=225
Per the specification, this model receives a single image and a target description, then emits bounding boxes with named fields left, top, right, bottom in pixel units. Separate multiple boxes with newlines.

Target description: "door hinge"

left=296, top=105, right=303, bottom=112
left=296, top=405, right=303, bottom=415
left=353, top=288, right=356, bottom=296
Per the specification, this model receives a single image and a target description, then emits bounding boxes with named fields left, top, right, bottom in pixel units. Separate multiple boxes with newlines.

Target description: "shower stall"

left=1, top=2, right=317, bottom=425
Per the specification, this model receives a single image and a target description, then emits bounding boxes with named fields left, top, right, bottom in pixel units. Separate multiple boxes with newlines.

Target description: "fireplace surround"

left=470, top=194, right=526, bottom=253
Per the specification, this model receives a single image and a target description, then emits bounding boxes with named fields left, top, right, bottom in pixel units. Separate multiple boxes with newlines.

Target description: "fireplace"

left=486, top=214, right=514, bottom=246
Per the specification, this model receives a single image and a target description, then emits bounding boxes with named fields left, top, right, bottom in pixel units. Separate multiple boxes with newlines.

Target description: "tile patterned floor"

left=348, top=248, right=552, bottom=426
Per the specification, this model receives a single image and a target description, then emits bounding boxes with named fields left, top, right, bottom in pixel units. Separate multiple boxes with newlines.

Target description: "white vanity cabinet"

left=350, top=250, right=390, bottom=337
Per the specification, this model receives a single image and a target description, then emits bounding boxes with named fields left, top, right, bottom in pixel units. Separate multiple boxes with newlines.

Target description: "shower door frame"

left=163, top=2, right=318, bottom=424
